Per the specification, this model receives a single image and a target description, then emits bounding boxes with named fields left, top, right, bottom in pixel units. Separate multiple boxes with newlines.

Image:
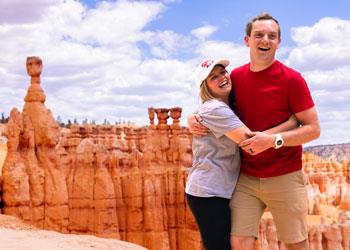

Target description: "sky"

left=0, top=0, right=349, bottom=146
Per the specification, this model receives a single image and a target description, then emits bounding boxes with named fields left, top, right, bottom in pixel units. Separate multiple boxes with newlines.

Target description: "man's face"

left=245, top=19, right=281, bottom=63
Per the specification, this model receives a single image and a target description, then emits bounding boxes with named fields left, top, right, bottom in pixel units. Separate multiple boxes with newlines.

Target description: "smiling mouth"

left=219, top=80, right=229, bottom=88
left=259, top=47, right=270, bottom=51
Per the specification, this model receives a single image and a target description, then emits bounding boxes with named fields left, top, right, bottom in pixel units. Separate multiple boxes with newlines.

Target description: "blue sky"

left=83, top=0, right=350, bottom=47
left=0, top=0, right=350, bottom=146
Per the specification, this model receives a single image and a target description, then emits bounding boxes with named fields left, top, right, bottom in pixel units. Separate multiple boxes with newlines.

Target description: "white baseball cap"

left=195, top=58, right=230, bottom=87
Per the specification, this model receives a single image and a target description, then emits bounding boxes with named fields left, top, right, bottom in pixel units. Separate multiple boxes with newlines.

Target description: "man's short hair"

left=245, top=12, right=281, bottom=39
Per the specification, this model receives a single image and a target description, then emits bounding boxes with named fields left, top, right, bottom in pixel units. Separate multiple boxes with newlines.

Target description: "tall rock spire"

left=24, top=56, right=46, bottom=103
left=2, top=57, right=68, bottom=230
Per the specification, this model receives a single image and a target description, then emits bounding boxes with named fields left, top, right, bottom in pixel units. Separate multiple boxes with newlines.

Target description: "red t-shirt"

left=230, top=60, right=314, bottom=177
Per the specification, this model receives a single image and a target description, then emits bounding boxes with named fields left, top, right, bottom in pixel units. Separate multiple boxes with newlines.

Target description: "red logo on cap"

left=201, top=60, right=213, bottom=68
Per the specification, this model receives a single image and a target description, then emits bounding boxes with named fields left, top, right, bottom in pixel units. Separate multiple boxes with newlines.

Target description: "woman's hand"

left=239, top=131, right=274, bottom=155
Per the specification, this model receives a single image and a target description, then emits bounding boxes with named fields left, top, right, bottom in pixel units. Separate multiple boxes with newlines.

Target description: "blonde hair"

left=199, top=80, right=216, bottom=103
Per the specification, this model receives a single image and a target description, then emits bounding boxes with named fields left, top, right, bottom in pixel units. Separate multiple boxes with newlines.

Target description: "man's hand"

left=187, top=114, right=209, bottom=136
left=239, top=131, right=274, bottom=155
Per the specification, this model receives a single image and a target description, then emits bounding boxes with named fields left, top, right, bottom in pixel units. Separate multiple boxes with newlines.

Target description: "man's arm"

left=279, top=107, right=320, bottom=146
left=240, top=107, right=320, bottom=155
left=263, top=115, right=299, bottom=134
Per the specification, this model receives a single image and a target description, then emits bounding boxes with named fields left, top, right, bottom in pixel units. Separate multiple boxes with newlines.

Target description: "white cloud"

left=0, top=0, right=173, bottom=123
left=287, top=17, right=350, bottom=71
left=0, top=0, right=59, bottom=24
left=191, top=25, right=217, bottom=41
left=195, top=40, right=249, bottom=69
left=144, top=30, right=192, bottom=59
left=291, top=17, right=350, bottom=46
left=56, top=0, right=165, bottom=46
left=304, top=67, right=350, bottom=92
left=286, top=17, right=350, bottom=145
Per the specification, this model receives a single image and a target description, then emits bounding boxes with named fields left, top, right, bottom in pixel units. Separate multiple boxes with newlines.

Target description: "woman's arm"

left=225, top=125, right=252, bottom=144
left=264, top=115, right=299, bottom=134
left=225, top=115, right=298, bottom=145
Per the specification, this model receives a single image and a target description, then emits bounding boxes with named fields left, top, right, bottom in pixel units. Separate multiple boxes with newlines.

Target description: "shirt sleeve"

left=198, top=100, right=244, bottom=138
left=288, top=73, right=315, bottom=113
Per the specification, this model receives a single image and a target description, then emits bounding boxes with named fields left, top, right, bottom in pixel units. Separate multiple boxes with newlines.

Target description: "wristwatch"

left=274, top=133, right=284, bottom=149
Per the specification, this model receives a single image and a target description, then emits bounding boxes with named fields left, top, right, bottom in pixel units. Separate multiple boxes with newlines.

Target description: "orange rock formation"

left=1, top=57, right=200, bottom=250
left=0, top=124, right=7, bottom=174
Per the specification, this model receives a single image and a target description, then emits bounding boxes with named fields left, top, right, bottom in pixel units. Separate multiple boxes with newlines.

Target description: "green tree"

left=103, top=118, right=110, bottom=125
left=56, top=115, right=65, bottom=127
left=66, top=119, right=72, bottom=128
left=1, top=112, right=5, bottom=123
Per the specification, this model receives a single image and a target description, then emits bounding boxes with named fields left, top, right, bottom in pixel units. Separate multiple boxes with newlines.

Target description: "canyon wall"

left=305, top=143, right=350, bottom=162
left=0, top=143, right=6, bottom=173
left=1, top=110, right=199, bottom=249
left=0, top=124, right=6, bottom=173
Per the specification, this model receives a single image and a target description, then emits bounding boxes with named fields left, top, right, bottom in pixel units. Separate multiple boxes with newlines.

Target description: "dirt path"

left=0, top=214, right=147, bottom=250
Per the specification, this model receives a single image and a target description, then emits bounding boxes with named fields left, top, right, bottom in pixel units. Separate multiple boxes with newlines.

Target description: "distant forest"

left=0, top=113, right=132, bottom=128
left=56, top=115, right=133, bottom=128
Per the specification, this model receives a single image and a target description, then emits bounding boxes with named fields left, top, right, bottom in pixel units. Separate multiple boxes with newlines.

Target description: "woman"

left=185, top=58, right=297, bottom=250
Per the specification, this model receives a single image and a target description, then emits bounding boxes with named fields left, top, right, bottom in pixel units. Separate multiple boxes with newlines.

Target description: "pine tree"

left=103, top=118, right=110, bottom=125
left=66, top=119, right=72, bottom=128
left=56, top=115, right=62, bottom=125
left=56, top=115, right=66, bottom=127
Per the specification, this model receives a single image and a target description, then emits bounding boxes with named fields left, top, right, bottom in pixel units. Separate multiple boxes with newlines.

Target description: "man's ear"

left=244, top=35, right=250, bottom=47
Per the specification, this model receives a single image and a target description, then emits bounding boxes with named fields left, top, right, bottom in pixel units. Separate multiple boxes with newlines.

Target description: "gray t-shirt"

left=185, top=99, right=244, bottom=199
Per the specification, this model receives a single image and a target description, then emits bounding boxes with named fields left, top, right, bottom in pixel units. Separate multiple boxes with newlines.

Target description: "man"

left=188, top=13, right=320, bottom=250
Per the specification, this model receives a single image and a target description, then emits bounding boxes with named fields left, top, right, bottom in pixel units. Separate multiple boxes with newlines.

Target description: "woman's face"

left=206, top=65, right=231, bottom=99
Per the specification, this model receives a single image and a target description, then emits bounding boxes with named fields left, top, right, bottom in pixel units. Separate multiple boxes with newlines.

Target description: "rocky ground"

left=0, top=214, right=147, bottom=250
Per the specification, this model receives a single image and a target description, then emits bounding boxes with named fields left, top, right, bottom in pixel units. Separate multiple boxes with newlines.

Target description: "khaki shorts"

left=230, top=170, right=308, bottom=244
